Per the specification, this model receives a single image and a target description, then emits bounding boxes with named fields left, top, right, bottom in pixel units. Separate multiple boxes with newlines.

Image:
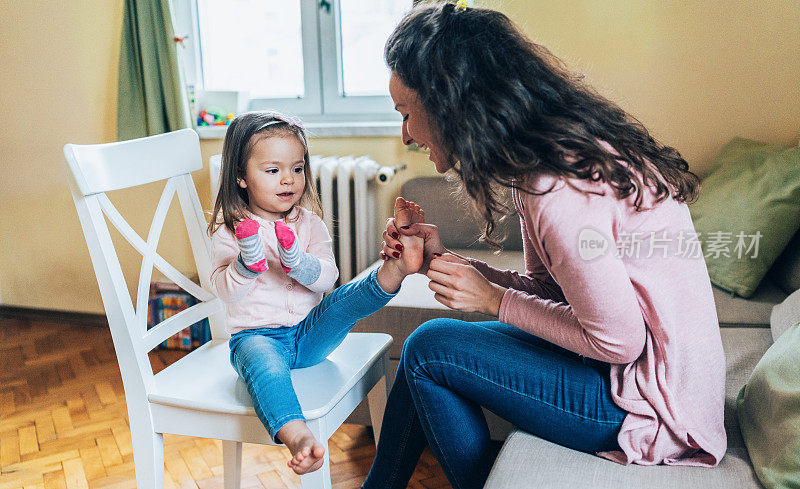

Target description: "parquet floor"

left=0, top=316, right=452, bottom=489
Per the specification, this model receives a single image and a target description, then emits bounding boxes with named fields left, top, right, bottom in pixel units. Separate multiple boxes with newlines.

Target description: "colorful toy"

left=197, top=108, right=236, bottom=127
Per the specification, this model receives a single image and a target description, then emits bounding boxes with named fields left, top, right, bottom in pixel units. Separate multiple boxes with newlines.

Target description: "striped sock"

left=275, top=221, right=321, bottom=285
left=234, top=219, right=267, bottom=276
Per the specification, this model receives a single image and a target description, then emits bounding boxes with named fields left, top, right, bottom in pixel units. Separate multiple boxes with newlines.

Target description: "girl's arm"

left=293, top=215, right=338, bottom=293
left=210, top=226, right=260, bottom=302
left=499, top=186, right=646, bottom=364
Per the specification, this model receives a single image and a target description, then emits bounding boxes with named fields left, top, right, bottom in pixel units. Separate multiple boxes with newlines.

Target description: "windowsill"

left=195, top=120, right=402, bottom=139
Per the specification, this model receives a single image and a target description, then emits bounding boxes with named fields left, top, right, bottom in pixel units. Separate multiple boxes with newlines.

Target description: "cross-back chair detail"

left=65, top=129, right=226, bottom=380
left=64, top=129, right=392, bottom=489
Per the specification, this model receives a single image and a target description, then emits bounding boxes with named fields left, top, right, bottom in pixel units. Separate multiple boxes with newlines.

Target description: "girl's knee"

left=232, top=336, right=288, bottom=372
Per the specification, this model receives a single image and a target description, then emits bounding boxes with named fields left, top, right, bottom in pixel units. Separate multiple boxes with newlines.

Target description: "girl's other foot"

left=277, top=420, right=326, bottom=475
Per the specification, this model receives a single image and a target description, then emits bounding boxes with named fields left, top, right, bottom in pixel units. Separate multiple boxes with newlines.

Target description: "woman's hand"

left=426, top=253, right=507, bottom=316
left=381, top=217, right=447, bottom=275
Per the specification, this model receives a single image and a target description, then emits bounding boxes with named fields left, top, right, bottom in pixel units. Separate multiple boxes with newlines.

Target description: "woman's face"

left=389, top=72, right=452, bottom=173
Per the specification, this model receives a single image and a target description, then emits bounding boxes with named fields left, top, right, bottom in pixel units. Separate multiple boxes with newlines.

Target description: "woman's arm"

left=458, top=216, right=565, bottom=302
left=466, top=256, right=564, bottom=302
left=499, top=186, right=646, bottom=364
left=386, top=206, right=565, bottom=301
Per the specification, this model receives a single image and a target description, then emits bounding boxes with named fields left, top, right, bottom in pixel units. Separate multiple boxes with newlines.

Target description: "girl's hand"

left=426, top=253, right=507, bottom=316
left=234, top=219, right=267, bottom=273
left=381, top=218, right=446, bottom=275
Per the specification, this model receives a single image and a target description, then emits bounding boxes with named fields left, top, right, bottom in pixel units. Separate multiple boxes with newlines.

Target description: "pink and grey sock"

left=275, top=221, right=321, bottom=286
left=234, top=219, right=267, bottom=277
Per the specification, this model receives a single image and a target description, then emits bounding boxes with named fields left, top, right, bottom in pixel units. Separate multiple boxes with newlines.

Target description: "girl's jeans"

left=362, top=318, right=627, bottom=489
left=228, top=267, right=397, bottom=444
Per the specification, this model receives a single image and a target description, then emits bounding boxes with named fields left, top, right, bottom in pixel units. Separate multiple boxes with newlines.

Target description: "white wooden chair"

left=63, top=128, right=392, bottom=489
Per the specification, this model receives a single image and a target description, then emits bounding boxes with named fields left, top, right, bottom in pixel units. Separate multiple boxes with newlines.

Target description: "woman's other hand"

left=426, top=253, right=507, bottom=316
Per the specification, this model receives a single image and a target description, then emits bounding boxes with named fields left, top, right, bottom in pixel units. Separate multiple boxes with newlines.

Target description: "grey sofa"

left=346, top=176, right=799, bottom=489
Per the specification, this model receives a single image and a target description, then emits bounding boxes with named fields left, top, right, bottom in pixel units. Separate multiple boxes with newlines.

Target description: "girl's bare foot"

left=376, top=197, right=426, bottom=293
left=277, top=420, right=326, bottom=475
left=392, top=197, right=425, bottom=274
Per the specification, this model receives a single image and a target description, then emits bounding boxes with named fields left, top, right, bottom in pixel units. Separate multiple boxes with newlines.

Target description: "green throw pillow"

left=689, top=138, right=800, bottom=297
left=737, top=321, right=800, bottom=489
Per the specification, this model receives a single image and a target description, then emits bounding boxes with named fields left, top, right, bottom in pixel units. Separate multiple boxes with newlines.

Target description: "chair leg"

left=130, top=428, right=164, bottom=489
left=367, top=355, right=389, bottom=447
left=222, top=440, right=242, bottom=489
left=299, top=418, right=332, bottom=489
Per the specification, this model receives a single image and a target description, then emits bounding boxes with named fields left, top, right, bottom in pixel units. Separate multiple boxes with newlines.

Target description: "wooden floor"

left=0, top=316, right=453, bottom=489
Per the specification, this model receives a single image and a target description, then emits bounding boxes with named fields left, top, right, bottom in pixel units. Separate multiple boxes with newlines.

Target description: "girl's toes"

left=234, top=218, right=260, bottom=239
left=274, top=220, right=296, bottom=249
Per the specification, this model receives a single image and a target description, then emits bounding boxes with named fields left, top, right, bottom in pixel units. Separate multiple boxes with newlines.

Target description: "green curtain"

left=117, top=0, right=190, bottom=141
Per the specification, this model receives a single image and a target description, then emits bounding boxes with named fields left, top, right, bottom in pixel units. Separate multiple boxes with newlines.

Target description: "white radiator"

left=210, top=154, right=403, bottom=286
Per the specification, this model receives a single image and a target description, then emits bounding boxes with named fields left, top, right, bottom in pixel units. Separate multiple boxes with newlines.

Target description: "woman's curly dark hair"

left=385, top=1, right=700, bottom=249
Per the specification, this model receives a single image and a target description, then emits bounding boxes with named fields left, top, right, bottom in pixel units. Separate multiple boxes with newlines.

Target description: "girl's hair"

left=385, top=2, right=700, bottom=249
left=207, top=111, right=323, bottom=236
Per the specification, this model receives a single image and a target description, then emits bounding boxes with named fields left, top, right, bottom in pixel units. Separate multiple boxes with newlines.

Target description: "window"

left=173, top=0, right=413, bottom=136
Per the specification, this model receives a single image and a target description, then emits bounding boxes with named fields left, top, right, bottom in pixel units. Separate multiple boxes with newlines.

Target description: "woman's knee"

left=401, top=318, right=467, bottom=371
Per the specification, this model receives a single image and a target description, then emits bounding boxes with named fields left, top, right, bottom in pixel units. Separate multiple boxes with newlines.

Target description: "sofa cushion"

left=722, top=327, right=774, bottom=448
left=483, top=327, right=772, bottom=489
left=713, top=279, right=788, bottom=326
left=484, top=435, right=760, bottom=489
left=688, top=137, right=800, bottom=298
left=736, top=322, right=800, bottom=489
left=770, top=288, right=800, bottom=341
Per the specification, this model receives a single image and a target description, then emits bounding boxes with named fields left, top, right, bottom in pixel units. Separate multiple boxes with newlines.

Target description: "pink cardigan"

left=468, top=156, right=726, bottom=466
left=210, top=206, right=339, bottom=334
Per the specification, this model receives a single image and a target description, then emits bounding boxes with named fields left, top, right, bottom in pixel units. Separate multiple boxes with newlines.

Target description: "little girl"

left=207, top=111, right=422, bottom=475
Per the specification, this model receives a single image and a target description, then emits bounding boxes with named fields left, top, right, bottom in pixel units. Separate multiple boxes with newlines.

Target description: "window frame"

left=172, top=0, right=403, bottom=136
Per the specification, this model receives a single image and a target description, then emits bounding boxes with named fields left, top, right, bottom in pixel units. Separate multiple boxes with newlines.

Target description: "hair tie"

left=455, top=0, right=468, bottom=11
left=285, top=116, right=305, bottom=130
left=255, top=115, right=305, bottom=132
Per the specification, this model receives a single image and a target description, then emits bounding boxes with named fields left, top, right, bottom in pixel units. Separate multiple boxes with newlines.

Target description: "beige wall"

left=1, top=1, right=798, bottom=313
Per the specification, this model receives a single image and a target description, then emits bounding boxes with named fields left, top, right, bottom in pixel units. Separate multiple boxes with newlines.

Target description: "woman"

left=361, top=3, right=726, bottom=489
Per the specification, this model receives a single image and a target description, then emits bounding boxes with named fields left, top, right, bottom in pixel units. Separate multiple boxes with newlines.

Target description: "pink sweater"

left=468, top=152, right=726, bottom=466
left=210, top=206, right=339, bottom=334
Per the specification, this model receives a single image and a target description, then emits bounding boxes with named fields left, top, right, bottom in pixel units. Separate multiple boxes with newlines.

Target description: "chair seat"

left=149, top=332, right=392, bottom=420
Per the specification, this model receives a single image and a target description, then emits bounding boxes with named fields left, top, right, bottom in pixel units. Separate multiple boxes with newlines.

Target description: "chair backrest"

left=64, top=129, right=227, bottom=396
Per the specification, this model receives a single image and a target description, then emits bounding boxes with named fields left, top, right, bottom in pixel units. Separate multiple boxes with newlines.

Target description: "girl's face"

left=238, top=134, right=306, bottom=221
left=389, top=72, right=452, bottom=173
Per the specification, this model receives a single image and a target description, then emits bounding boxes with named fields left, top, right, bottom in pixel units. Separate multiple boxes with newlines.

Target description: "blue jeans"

left=228, top=267, right=398, bottom=444
left=362, top=318, right=627, bottom=489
